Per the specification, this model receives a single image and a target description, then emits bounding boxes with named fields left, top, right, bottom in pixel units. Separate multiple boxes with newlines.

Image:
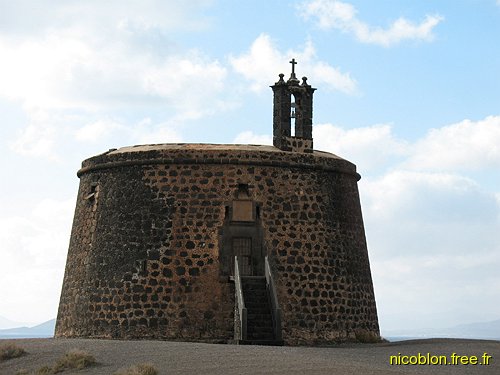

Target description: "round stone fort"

left=55, top=64, right=380, bottom=345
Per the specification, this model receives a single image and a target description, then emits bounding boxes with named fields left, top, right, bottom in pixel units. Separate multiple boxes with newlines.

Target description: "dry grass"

left=0, top=343, right=26, bottom=361
left=15, top=366, right=52, bottom=375
left=114, top=363, right=159, bottom=375
left=15, top=349, right=96, bottom=374
left=52, top=349, right=96, bottom=373
left=37, top=366, right=54, bottom=374
left=354, top=329, right=381, bottom=343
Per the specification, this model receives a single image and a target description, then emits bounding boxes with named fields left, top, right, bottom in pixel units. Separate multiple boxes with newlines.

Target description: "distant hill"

left=0, top=315, right=33, bottom=330
left=0, top=318, right=55, bottom=339
left=384, top=319, right=500, bottom=341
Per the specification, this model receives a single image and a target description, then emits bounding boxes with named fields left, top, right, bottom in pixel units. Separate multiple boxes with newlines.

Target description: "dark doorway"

left=232, top=237, right=253, bottom=275
left=219, top=189, right=264, bottom=279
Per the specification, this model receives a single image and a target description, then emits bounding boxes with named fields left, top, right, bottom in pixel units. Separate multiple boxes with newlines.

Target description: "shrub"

left=52, top=349, right=96, bottom=373
left=13, top=348, right=95, bottom=374
left=0, top=343, right=26, bottom=361
left=15, top=366, right=53, bottom=375
left=114, top=363, right=158, bottom=375
left=36, top=366, right=54, bottom=374
left=354, top=329, right=380, bottom=343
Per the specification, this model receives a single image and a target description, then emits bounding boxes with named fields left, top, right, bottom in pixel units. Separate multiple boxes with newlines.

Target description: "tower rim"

left=77, top=143, right=360, bottom=181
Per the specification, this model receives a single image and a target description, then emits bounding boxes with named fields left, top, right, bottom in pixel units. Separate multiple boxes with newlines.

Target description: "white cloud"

left=229, top=33, right=357, bottom=94
left=310, top=61, right=357, bottom=94
left=233, top=131, right=272, bottom=145
left=314, top=115, right=500, bottom=174
left=0, top=35, right=91, bottom=109
left=9, top=116, right=59, bottom=160
left=300, top=0, right=357, bottom=29
left=363, top=170, right=500, bottom=330
left=0, top=0, right=213, bottom=36
left=405, top=116, right=500, bottom=171
left=0, top=34, right=228, bottom=116
left=0, top=198, right=74, bottom=323
left=314, top=123, right=407, bottom=170
left=361, top=170, right=496, bottom=226
left=76, top=117, right=184, bottom=146
left=11, top=113, right=186, bottom=160
left=299, top=0, right=444, bottom=47
left=134, top=118, right=184, bottom=144
left=374, top=253, right=500, bottom=331
left=0, top=0, right=228, bottom=160
left=75, top=119, right=123, bottom=143
left=142, top=53, right=228, bottom=121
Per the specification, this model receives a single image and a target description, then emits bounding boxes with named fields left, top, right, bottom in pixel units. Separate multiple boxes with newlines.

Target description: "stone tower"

left=55, top=61, right=380, bottom=345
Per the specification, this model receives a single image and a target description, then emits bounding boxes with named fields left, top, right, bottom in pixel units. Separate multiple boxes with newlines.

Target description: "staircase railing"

left=264, top=256, right=282, bottom=342
left=234, top=256, right=247, bottom=341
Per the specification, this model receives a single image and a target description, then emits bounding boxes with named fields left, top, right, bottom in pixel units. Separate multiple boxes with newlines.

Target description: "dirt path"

left=1, top=338, right=499, bottom=374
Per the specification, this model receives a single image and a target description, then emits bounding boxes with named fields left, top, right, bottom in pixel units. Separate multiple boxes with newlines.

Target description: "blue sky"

left=0, top=0, right=499, bottom=335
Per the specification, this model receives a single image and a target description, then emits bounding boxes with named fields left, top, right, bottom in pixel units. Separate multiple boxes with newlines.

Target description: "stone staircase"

left=239, top=276, right=283, bottom=346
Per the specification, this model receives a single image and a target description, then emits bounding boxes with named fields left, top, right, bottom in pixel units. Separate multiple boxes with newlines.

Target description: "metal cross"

left=289, top=58, right=297, bottom=74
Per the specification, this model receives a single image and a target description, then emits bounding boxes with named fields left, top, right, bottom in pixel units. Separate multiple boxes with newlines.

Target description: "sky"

left=0, top=0, right=499, bottom=335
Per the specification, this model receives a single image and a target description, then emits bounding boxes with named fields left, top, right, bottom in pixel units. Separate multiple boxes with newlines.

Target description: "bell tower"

left=271, top=59, right=316, bottom=153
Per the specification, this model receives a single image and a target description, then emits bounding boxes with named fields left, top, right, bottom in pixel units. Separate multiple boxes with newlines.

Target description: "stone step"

left=247, top=314, right=272, bottom=320
left=245, top=305, right=271, bottom=315
left=245, top=298, right=269, bottom=303
left=247, top=333, right=275, bottom=340
left=244, top=293, right=268, bottom=299
left=241, top=280, right=265, bottom=285
left=242, top=285, right=267, bottom=291
left=247, top=318, right=272, bottom=324
left=244, top=295, right=269, bottom=301
left=247, top=324, right=272, bottom=330
left=235, top=339, right=284, bottom=346
left=248, top=324, right=273, bottom=330
left=247, top=321, right=273, bottom=332
left=242, top=279, right=266, bottom=284
left=245, top=300, right=270, bottom=305
left=242, top=284, right=266, bottom=289
left=248, top=327, right=274, bottom=334
left=245, top=301, right=268, bottom=307
left=241, top=281, right=266, bottom=288
left=246, top=304, right=271, bottom=311
left=242, top=280, right=266, bottom=285
left=248, top=332, right=273, bottom=339
left=243, top=294, right=268, bottom=301
left=244, top=300, right=270, bottom=307
left=239, top=276, right=276, bottom=341
left=242, top=287, right=267, bottom=293
left=241, top=276, right=266, bottom=281
left=247, top=317, right=273, bottom=326
left=247, top=314, right=273, bottom=321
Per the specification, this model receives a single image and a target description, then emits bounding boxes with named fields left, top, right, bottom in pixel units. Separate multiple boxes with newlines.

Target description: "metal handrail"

left=265, top=256, right=282, bottom=341
left=234, top=256, right=247, bottom=340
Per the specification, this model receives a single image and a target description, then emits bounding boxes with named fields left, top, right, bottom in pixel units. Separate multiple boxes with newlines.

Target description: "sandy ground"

left=0, top=338, right=499, bottom=375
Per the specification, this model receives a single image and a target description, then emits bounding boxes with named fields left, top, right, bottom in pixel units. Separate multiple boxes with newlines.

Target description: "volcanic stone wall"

left=55, top=144, right=379, bottom=345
